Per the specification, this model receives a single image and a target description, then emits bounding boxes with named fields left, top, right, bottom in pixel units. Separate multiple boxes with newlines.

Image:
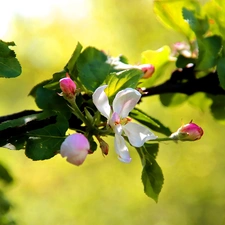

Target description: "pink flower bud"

left=59, top=73, right=76, bottom=99
left=137, top=64, right=155, bottom=79
left=170, top=122, right=204, bottom=141
left=60, top=133, right=90, bottom=166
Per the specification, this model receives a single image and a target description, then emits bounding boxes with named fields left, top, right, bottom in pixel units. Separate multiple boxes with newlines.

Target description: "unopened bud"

left=137, top=64, right=155, bottom=78
left=99, top=139, right=109, bottom=156
left=60, top=133, right=90, bottom=166
left=170, top=121, right=203, bottom=141
left=59, top=73, right=76, bottom=99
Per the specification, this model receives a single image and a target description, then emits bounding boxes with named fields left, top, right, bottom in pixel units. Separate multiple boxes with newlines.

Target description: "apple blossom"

left=93, top=85, right=157, bottom=163
left=60, top=133, right=90, bottom=166
left=170, top=122, right=203, bottom=141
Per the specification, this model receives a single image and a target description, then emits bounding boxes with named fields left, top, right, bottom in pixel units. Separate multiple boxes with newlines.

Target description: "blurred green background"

left=1, top=0, right=225, bottom=224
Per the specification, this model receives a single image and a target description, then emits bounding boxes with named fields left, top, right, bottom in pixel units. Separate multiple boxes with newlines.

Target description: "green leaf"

left=217, top=57, right=225, bottom=90
left=141, top=46, right=175, bottom=87
left=130, top=108, right=171, bottom=136
left=160, top=93, right=188, bottom=107
left=182, top=8, right=209, bottom=36
left=144, top=143, right=159, bottom=159
left=153, top=0, right=198, bottom=39
left=196, top=35, right=222, bottom=70
left=1, top=135, right=28, bottom=151
left=32, top=82, right=71, bottom=115
left=137, top=145, right=163, bottom=202
left=76, top=47, right=111, bottom=92
left=65, top=42, right=83, bottom=75
left=0, top=40, right=22, bottom=78
left=25, top=115, right=68, bottom=160
left=104, top=69, right=142, bottom=102
left=142, top=157, right=163, bottom=202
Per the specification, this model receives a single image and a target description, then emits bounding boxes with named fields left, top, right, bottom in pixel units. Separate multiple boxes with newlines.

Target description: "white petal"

left=114, top=133, right=131, bottom=163
left=66, top=150, right=88, bottom=166
left=123, top=122, right=157, bottom=147
left=92, top=85, right=111, bottom=119
left=113, top=88, right=141, bottom=118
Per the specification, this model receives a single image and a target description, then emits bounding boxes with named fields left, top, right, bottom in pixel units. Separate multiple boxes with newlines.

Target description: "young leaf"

left=76, top=47, right=111, bottom=92
left=104, top=69, right=142, bottom=102
left=129, top=108, right=171, bottom=136
left=196, top=35, right=222, bottom=70
left=203, top=0, right=225, bottom=39
left=0, top=40, right=22, bottom=78
left=141, top=46, right=175, bottom=87
left=153, top=0, right=197, bottom=39
left=25, top=116, right=68, bottom=160
left=217, top=57, right=225, bottom=90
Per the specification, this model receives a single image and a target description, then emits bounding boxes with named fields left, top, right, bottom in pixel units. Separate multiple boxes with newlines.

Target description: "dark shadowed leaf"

left=25, top=116, right=68, bottom=160
left=217, top=57, right=225, bottom=90
left=0, top=40, right=21, bottom=78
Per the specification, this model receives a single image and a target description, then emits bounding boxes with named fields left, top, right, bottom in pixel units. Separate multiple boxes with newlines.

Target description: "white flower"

left=93, top=85, right=157, bottom=163
left=60, top=133, right=90, bottom=166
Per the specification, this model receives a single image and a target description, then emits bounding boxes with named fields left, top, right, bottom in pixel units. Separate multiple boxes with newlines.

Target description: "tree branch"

left=142, top=67, right=225, bottom=97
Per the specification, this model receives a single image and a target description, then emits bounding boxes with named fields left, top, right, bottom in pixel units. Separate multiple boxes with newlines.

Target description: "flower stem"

left=69, top=100, right=91, bottom=127
left=148, top=137, right=175, bottom=142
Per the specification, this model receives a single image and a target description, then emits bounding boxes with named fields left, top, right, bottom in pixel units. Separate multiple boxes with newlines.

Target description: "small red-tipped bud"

left=96, top=136, right=109, bottom=156
left=170, top=121, right=204, bottom=141
left=60, top=133, right=90, bottom=166
left=137, top=64, right=155, bottom=78
left=59, top=73, right=76, bottom=99
left=99, top=139, right=109, bottom=156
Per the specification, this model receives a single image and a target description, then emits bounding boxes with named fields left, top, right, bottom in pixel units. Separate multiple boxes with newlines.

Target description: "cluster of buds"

left=58, top=67, right=204, bottom=167
left=170, top=121, right=204, bottom=141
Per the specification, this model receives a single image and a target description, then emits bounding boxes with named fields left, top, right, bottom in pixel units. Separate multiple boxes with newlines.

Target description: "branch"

left=142, top=67, right=225, bottom=97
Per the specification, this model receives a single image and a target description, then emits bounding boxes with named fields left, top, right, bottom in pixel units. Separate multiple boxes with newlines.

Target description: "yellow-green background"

left=1, top=0, right=225, bottom=224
